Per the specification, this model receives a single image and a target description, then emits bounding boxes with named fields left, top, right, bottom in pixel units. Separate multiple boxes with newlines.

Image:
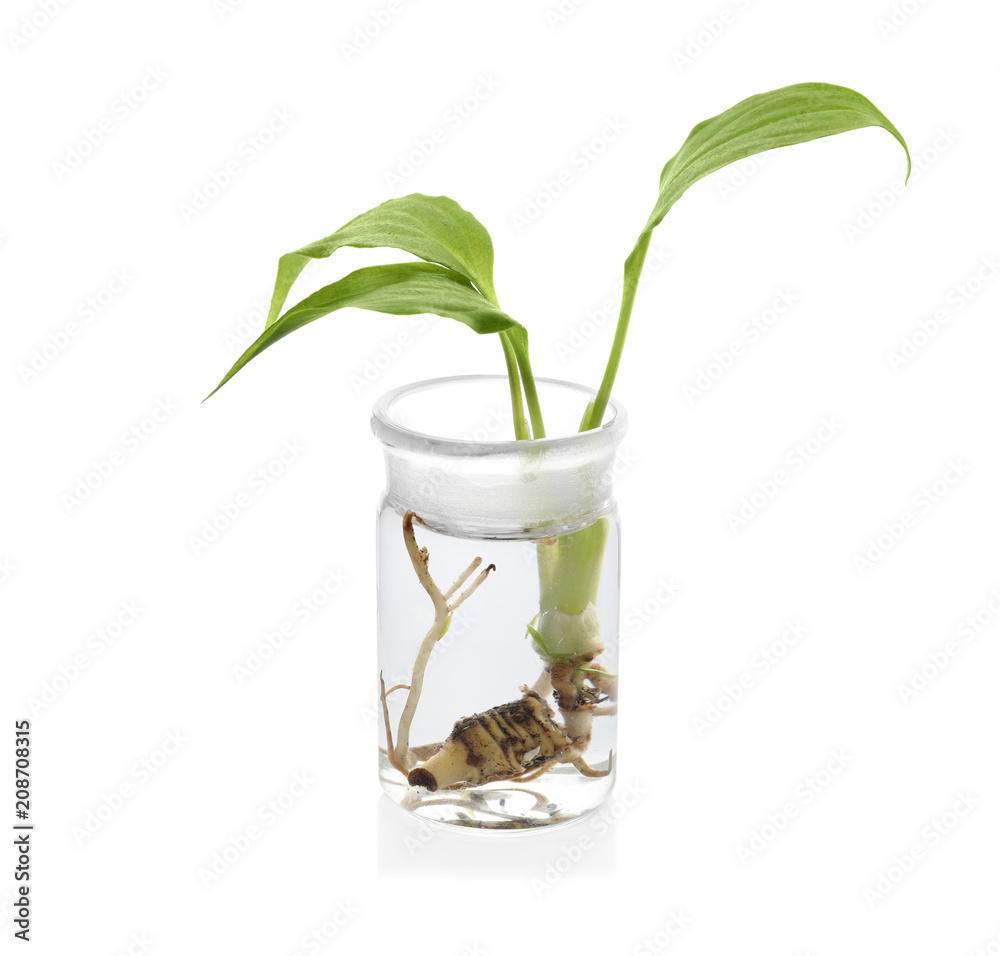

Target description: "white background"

left=2, top=0, right=998, bottom=953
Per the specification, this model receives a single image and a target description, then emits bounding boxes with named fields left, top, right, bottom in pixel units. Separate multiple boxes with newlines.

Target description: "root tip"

left=407, top=767, right=438, bottom=792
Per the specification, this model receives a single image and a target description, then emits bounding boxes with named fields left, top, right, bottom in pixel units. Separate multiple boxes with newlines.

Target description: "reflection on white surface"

left=377, top=793, right=618, bottom=880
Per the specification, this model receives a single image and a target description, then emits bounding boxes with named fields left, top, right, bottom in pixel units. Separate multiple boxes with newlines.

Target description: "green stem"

left=531, top=516, right=610, bottom=663
left=580, top=230, right=652, bottom=432
left=538, top=517, right=610, bottom=614
left=488, top=279, right=538, bottom=441
left=499, top=331, right=531, bottom=441
left=509, top=330, right=546, bottom=439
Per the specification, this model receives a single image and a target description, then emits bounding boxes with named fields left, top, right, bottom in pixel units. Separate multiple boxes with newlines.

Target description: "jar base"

left=379, top=756, right=615, bottom=831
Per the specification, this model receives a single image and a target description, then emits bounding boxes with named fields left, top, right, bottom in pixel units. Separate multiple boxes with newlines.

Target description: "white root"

left=559, top=707, right=595, bottom=742
left=386, top=511, right=495, bottom=771
left=571, top=752, right=613, bottom=777
left=529, top=667, right=553, bottom=699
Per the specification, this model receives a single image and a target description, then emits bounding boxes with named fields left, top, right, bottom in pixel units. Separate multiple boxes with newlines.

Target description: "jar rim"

left=371, top=374, right=627, bottom=456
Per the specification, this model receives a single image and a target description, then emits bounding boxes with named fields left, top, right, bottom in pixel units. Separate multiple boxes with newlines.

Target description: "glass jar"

left=371, top=375, right=627, bottom=830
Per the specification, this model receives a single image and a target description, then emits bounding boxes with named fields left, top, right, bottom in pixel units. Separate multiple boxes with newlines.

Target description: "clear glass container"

left=372, top=375, right=627, bottom=830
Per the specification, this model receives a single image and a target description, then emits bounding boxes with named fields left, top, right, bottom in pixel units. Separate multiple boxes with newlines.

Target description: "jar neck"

left=379, top=440, right=622, bottom=539
left=371, top=375, right=628, bottom=538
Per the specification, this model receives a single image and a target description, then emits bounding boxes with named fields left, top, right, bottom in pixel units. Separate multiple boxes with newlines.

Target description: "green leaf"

left=575, top=666, right=618, bottom=679
left=645, top=82, right=910, bottom=236
left=263, top=193, right=499, bottom=331
left=525, top=623, right=550, bottom=658
left=207, top=262, right=518, bottom=398
left=582, top=82, right=911, bottom=430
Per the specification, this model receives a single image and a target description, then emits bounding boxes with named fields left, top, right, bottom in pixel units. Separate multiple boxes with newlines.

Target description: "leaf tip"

left=891, top=126, right=913, bottom=185
left=203, top=374, right=231, bottom=403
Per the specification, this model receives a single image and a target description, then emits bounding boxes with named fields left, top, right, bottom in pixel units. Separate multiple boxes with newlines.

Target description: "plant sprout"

left=210, top=82, right=910, bottom=795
